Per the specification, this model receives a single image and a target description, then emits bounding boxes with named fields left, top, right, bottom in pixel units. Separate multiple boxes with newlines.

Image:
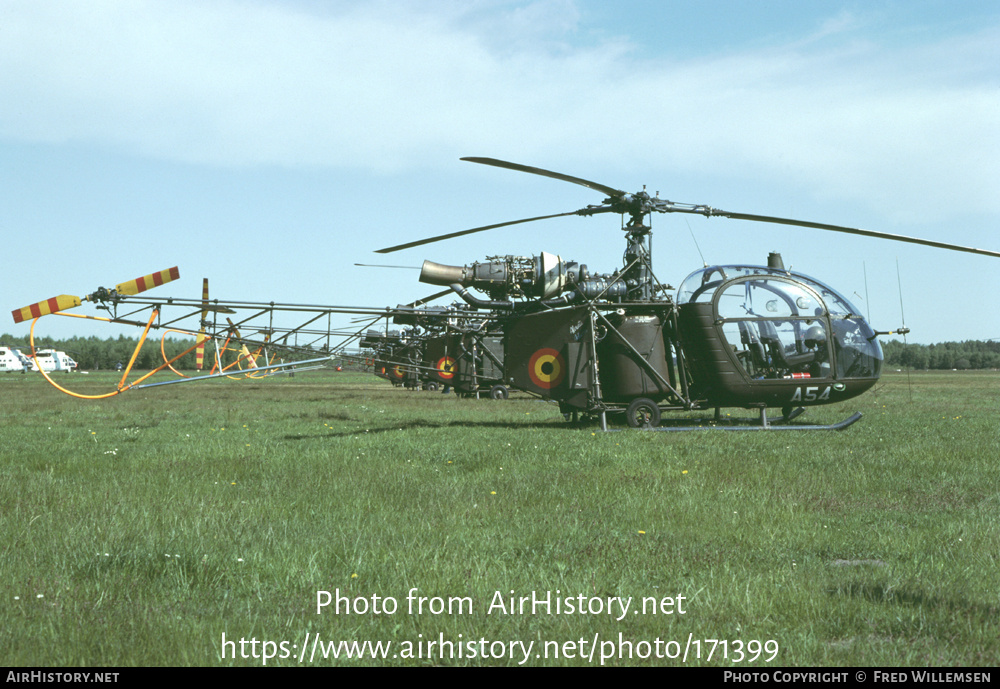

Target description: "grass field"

left=1, top=369, right=997, bottom=666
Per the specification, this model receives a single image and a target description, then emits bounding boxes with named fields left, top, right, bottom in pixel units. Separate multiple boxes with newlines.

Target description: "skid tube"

left=600, top=404, right=862, bottom=432
left=621, top=412, right=863, bottom=432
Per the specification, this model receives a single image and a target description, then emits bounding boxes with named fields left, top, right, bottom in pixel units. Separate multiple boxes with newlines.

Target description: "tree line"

left=5, top=332, right=999, bottom=372
left=0, top=333, right=325, bottom=371
left=880, top=339, right=1000, bottom=370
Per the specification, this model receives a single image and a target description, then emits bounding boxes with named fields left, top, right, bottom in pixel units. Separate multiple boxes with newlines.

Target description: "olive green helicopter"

left=375, top=157, right=1000, bottom=430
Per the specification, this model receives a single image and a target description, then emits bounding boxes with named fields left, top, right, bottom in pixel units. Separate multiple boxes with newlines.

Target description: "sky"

left=2, top=0, right=999, bottom=346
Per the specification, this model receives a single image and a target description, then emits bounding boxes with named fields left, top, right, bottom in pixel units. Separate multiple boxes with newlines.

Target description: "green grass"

left=1, top=370, right=997, bottom=666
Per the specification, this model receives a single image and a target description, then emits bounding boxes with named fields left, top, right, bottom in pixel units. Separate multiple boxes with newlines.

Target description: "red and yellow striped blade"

left=200, top=278, right=210, bottom=317
left=225, top=317, right=258, bottom=369
left=241, top=345, right=259, bottom=368
left=196, top=278, right=209, bottom=370
left=195, top=329, right=208, bottom=370
left=115, top=266, right=180, bottom=296
left=12, top=295, right=82, bottom=323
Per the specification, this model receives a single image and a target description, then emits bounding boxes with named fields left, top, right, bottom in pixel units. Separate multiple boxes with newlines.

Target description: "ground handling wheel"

left=625, top=397, right=661, bottom=429
left=489, top=384, right=509, bottom=400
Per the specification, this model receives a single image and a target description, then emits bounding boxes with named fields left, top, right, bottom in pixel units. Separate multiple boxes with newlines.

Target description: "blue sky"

left=3, top=0, right=998, bottom=344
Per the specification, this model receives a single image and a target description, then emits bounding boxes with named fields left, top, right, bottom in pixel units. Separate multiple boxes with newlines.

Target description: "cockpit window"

left=679, top=265, right=882, bottom=380
left=832, top=317, right=881, bottom=378
left=715, top=278, right=824, bottom=320
left=679, top=265, right=863, bottom=315
left=720, top=318, right=833, bottom=380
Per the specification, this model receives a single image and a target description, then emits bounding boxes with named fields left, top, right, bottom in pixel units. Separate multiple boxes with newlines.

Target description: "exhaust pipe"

left=419, top=260, right=469, bottom=286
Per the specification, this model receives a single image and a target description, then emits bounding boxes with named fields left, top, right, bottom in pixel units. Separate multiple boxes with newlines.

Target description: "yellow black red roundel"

left=528, top=348, right=565, bottom=389
left=436, top=356, right=456, bottom=379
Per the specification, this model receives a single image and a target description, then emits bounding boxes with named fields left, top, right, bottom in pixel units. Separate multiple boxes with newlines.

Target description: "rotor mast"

left=620, top=190, right=655, bottom=302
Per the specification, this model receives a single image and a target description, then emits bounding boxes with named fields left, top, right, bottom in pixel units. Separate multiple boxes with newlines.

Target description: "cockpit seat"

left=738, top=320, right=769, bottom=371
left=757, top=319, right=816, bottom=372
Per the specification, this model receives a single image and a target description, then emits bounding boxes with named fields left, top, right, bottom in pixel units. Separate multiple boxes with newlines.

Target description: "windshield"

left=679, top=265, right=882, bottom=380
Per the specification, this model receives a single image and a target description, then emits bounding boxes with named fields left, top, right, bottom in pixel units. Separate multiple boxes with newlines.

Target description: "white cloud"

left=1, top=0, right=997, bottom=219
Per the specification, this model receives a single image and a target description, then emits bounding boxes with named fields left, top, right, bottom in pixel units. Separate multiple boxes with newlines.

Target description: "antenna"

left=685, top=220, right=708, bottom=267
left=896, top=258, right=912, bottom=402
left=863, top=262, right=871, bottom=323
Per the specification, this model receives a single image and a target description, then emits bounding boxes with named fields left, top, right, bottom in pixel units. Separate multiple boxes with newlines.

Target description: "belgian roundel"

left=393, top=365, right=404, bottom=378
left=528, top=348, right=565, bottom=389
left=436, top=356, right=456, bottom=379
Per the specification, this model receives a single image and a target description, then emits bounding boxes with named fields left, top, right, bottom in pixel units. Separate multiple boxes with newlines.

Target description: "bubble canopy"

left=677, top=265, right=882, bottom=381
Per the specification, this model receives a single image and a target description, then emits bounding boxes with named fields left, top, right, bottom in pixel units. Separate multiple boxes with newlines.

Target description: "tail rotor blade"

left=196, top=277, right=209, bottom=371
left=12, top=295, right=82, bottom=323
left=115, top=267, right=180, bottom=296
left=13, top=266, right=181, bottom=325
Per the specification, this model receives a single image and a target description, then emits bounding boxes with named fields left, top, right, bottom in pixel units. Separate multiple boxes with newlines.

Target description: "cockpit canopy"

left=678, top=265, right=882, bottom=381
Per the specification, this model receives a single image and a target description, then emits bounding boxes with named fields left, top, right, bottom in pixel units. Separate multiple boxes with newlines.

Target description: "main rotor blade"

left=354, top=263, right=420, bottom=269
left=708, top=209, right=1000, bottom=259
left=375, top=210, right=587, bottom=253
left=458, top=158, right=1000, bottom=259
left=404, top=289, right=453, bottom=308
left=461, top=157, right=625, bottom=198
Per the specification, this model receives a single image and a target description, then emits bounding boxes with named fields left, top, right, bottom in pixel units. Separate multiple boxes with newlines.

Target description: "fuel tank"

left=596, top=313, right=674, bottom=402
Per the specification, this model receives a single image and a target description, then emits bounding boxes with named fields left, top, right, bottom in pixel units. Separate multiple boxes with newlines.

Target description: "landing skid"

left=639, top=411, right=863, bottom=432
left=706, top=406, right=807, bottom=426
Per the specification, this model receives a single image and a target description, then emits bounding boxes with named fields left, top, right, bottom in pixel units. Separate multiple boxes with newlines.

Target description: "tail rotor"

left=12, top=267, right=180, bottom=324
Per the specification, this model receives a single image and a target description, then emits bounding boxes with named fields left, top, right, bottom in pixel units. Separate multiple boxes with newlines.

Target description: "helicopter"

left=360, top=328, right=410, bottom=385
left=361, top=296, right=509, bottom=398
left=11, top=160, right=1000, bottom=429
left=374, top=157, right=1000, bottom=431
